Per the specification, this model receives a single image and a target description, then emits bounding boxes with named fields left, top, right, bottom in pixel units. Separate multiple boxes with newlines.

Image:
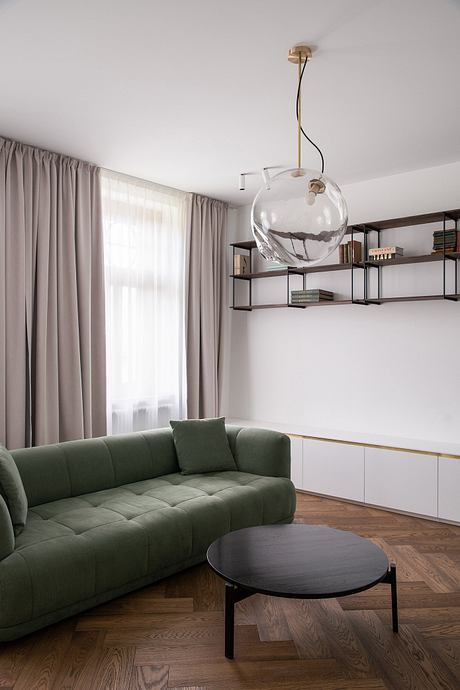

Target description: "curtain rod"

left=1, top=133, right=231, bottom=207
left=0, top=134, right=96, bottom=167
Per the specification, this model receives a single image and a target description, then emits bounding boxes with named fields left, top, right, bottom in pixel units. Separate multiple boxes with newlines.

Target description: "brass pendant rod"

left=298, top=56, right=302, bottom=170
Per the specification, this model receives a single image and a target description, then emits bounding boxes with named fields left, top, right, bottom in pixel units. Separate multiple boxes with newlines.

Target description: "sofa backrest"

left=11, top=428, right=181, bottom=507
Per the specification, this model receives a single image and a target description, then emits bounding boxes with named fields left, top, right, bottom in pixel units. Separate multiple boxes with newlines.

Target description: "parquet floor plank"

left=129, top=664, right=169, bottom=690
left=302, top=598, right=375, bottom=679
left=51, top=630, right=102, bottom=690
left=13, top=622, right=74, bottom=690
left=430, top=639, right=460, bottom=682
left=3, top=492, right=459, bottom=689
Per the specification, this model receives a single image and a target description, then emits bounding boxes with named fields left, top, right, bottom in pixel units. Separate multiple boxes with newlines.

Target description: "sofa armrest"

left=227, top=426, right=291, bottom=478
left=0, top=495, right=15, bottom=561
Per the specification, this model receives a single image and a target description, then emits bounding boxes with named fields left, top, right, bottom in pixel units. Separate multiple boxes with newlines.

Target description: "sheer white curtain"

left=101, top=171, right=187, bottom=434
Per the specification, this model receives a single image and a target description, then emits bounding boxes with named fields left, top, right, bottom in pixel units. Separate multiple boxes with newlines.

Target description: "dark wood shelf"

left=367, top=252, right=460, bottom=268
left=367, top=294, right=460, bottom=305
left=233, top=304, right=305, bottom=310
left=231, top=230, right=367, bottom=251
left=231, top=240, right=257, bottom=250
left=230, top=262, right=364, bottom=280
left=232, top=300, right=356, bottom=311
left=230, top=269, right=290, bottom=280
left=366, top=209, right=460, bottom=231
left=230, top=208, right=460, bottom=250
left=232, top=295, right=460, bottom=310
left=231, top=253, right=460, bottom=280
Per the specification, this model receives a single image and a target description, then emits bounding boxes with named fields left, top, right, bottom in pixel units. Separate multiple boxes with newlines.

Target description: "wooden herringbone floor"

left=1, top=492, right=460, bottom=690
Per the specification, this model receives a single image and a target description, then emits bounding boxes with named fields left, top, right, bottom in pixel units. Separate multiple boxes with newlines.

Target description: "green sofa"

left=1, top=425, right=295, bottom=641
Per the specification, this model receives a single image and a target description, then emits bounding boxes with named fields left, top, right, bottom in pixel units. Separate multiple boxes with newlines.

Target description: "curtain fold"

left=0, top=137, right=106, bottom=449
left=101, top=171, right=187, bottom=434
left=186, top=193, right=228, bottom=419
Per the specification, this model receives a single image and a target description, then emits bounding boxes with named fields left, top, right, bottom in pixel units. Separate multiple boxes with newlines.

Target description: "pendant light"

left=250, top=45, right=348, bottom=267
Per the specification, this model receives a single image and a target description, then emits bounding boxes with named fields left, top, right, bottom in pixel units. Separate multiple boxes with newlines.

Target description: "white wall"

left=227, top=162, right=460, bottom=445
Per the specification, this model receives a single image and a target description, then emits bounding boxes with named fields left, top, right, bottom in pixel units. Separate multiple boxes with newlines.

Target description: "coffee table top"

left=207, top=524, right=389, bottom=599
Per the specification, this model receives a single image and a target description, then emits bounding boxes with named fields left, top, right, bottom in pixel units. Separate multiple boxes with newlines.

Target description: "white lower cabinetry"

left=300, top=438, right=365, bottom=502
left=364, top=447, right=437, bottom=517
left=288, top=431, right=459, bottom=523
left=438, top=457, right=460, bottom=523
left=289, top=437, right=303, bottom=488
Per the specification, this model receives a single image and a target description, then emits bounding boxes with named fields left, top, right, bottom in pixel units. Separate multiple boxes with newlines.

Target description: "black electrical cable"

left=296, top=57, right=325, bottom=174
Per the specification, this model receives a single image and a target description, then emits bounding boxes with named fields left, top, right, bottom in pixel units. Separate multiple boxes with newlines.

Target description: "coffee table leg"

left=225, top=584, right=236, bottom=659
left=224, top=583, right=253, bottom=659
left=390, top=563, right=398, bottom=633
left=383, top=562, right=398, bottom=633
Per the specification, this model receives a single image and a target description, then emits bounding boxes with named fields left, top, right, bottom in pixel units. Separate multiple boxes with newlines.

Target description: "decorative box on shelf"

left=368, top=246, right=404, bottom=261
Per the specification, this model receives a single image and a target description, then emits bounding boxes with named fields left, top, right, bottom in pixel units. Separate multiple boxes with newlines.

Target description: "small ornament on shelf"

left=233, top=254, right=249, bottom=275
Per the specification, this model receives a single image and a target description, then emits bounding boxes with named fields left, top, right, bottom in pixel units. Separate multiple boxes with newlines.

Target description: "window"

left=101, top=171, right=187, bottom=434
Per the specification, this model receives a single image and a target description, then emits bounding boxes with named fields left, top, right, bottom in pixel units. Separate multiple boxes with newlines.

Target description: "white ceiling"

left=0, top=0, right=459, bottom=206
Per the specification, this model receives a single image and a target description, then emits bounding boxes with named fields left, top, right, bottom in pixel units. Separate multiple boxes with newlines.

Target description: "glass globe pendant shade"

left=251, top=168, right=348, bottom=267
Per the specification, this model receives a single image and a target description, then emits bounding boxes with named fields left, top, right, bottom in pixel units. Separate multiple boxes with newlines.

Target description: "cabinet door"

left=301, top=439, right=365, bottom=502
left=365, top=447, right=437, bottom=517
left=438, top=457, right=460, bottom=523
left=289, top=436, right=303, bottom=488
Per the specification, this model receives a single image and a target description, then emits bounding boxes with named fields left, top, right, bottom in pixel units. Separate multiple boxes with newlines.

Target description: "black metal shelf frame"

left=230, top=211, right=460, bottom=310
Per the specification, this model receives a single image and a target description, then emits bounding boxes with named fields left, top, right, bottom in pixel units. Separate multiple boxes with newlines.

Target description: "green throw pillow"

left=170, top=417, right=237, bottom=475
left=0, top=446, right=28, bottom=536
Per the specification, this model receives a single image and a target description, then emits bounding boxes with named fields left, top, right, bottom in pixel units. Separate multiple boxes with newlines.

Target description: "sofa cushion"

left=11, top=428, right=180, bottom=508
left=3, top=470, right=294, bottom=629
left=0, top=496, right=15, bottom=560
left=170, top=417, right=237, bottom=474
left=0, top=446, right=28, bottom=535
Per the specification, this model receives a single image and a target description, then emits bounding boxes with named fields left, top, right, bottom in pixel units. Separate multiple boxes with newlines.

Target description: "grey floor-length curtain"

left=186, top=194, right=228, bottom=419
left=0, top=137, right=106, bottom=449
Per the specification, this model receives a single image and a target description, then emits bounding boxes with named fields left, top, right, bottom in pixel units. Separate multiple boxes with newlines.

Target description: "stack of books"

left=368, top=246, right=404, bottom=261
left=291, top=289, right=334, bottom=304
left=339, top=240, right=362, bottom=264
left=432, top=230, right=460, bottom=254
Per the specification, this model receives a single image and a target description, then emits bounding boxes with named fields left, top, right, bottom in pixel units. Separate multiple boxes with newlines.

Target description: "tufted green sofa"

left=1, top=425, right=295, bottom=641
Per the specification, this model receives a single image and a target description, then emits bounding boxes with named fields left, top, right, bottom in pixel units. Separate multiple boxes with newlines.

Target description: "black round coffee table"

left=207, top=524, right=398, bottom=659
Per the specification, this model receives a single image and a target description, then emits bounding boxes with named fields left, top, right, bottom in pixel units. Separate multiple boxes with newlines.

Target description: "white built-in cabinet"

left=290, top=437, right=303, bottom=489
left=290, top=436, right=460, bottom=524
left=301, top=439, right=364, bottom=502
left=438, top=457, right=460, bottom=523
left=365, top=447, right=437, bottom=517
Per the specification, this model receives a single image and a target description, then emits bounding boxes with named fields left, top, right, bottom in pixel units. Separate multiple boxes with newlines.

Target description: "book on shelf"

left=291, top=289, right=334, bottom=303
left=291, top=289, right=333, bottom=296
left=368, top=246, right=404, bottom=261
left=291, top=297, right=334, bottom=304
left=432, top=229, right=460, bottom=253
left=291, top=295, right=334, bottom=300
left=338, top=240, right=362, bottom=264
left=433, top=238, right=457, bottom=245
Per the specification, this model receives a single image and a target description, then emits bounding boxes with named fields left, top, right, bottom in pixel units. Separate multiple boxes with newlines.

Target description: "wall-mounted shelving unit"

left=230, top=208, right=460, bottom=310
